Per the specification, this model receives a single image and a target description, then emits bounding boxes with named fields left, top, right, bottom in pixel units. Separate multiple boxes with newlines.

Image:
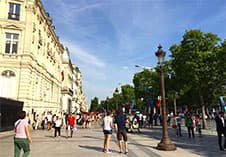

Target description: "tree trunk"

left=201, top=105, right=207, bottom=129
left=200, top=95, right=207, bottom=129
left=173, top=93, right=177, bottom=115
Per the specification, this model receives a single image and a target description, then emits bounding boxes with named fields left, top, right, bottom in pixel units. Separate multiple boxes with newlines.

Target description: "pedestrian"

left=14, top=110, right=32, bottom=157
left=34, top=114, right=40, bottom=130
left=195, top=114, right=202, bottom=137
left=175, top=113, right=182, bottom=136
left=132, top=114, right=140, bottom=133
left=215, top=111, right=226, bottom=151
left=54, top=116, right=62, bottom=137
left=47, top=112, right=53, bottom=130
left=67, top=112, right=76, bottom=138
left=114, top=110, right=129, bottom=154
left=103, top=111, right=113, bottom=153
left=148, top=113, right=154, bottom=128
left=171, top=115, right=177, bottom=137
left=185, top=113, right=195, bottom=138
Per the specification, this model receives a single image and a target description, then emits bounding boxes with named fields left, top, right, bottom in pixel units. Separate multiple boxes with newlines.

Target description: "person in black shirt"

left=215, top=111, right=226, bottom=151
left=114, top=110, right=129, bottom=154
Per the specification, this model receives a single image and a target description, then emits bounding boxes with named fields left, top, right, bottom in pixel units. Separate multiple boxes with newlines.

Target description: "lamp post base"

left=157, top=139, right=176, bottom=151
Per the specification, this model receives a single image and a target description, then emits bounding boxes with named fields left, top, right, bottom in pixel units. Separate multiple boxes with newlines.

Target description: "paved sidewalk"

left=0, top=125, right=225, bottom=157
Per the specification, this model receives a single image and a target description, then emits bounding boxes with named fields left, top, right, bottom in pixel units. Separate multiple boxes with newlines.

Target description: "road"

left=0, top=123, right=225, bottom=157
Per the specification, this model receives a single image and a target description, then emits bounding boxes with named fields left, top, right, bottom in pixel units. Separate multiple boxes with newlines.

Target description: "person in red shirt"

left=67, top=113, right=76, bottom=138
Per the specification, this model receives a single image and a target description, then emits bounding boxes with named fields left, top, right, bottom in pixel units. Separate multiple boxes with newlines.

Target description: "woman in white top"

left=54, top=116, right=62, bottom=137
left=103, top=111, right=113, bottom=153
left=14, top=111, right=32, bottom=157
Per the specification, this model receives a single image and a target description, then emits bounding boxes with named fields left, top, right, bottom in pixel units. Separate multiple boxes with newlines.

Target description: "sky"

left=41, top=0, right=226, bottom=105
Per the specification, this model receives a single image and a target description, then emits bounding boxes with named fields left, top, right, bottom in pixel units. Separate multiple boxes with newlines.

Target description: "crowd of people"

left=13, top=108, right=226, bottom=156
left=30, top=111, right=95, bottom=131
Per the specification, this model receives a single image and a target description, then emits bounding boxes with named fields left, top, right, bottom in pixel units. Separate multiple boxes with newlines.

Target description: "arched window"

left=0, top=70, right=16, bottom=98
left=1, top=70, right=16, bottom=77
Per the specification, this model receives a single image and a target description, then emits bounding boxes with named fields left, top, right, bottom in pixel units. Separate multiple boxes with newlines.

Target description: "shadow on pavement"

left=82, top=135, right=103, bottom=140
left=78, top=145, right=103, bottom=152
left=137, top=126, right=226, bottom=157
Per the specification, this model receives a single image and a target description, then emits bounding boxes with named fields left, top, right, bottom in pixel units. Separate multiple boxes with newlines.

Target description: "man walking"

left=215, top=111, right=226, bottom=151
left=114, top=110, right=129, bottom=154
left=67, top=113, right=76, bottom=138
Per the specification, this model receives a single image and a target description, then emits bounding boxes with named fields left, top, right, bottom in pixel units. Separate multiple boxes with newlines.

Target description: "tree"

left=89, top=97, right=99, bottom=112
left=170, top=29, right=222, bottom=128
left=121, top=84, right=135, bottom=112
left=133, top=69, right=159, bottom=111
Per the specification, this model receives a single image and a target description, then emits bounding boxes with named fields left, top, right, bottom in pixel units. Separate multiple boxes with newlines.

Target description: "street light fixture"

left=155, top=45, right=176, bottom=151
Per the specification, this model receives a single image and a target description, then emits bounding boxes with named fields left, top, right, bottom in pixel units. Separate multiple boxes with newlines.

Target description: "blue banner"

left=131, top=100, right=135, bottom=109
left=219, top=96, right=225, bottom=107
left=147, top=96, right=154, bottom=107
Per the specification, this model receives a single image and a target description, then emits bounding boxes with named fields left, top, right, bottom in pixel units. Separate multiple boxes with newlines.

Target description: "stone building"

left=0, top=0, right=88, bottom=116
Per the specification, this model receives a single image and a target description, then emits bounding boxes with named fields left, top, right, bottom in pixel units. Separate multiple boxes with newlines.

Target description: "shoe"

left=105, top=150, right=112, bottom=154
left=220, top=148, right=224, bottom=151
left=125, top=151, right=128, bottom=154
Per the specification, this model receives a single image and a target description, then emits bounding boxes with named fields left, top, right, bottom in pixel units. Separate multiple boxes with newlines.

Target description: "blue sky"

left=41, top=0, right=226, bottom=104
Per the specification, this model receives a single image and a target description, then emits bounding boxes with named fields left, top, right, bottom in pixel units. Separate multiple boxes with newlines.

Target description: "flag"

left=156, top=99, right=161, bottom=108
left=131, top=100, right=135, bottom=109
left=147, top=96, right=154, bottom=107
left=61, top=67, right=64, bottom=81
left=185, top=105, right=188, bottom=113
left=155, top=96, right=161, bottom=108
left=219, top=96, right=225, bottom=107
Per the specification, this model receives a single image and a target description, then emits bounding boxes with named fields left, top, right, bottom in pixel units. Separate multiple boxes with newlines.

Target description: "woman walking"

left=14, top=111, right=32, bottom=157
left=54, top=116, right=62, bottom=137
left=103, top=111, right=113, bottom=153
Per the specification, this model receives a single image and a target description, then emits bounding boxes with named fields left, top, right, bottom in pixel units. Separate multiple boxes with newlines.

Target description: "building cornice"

left=35, top=0, right=63, bottom=54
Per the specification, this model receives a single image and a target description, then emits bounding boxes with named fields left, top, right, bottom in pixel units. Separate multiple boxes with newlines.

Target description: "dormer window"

left=8, top=3, right=20, bottom=20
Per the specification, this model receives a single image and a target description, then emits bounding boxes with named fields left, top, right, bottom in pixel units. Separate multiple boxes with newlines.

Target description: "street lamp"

left=155, top=45, right=176, bottom=151
left=114, top=88, right=119, bottom=111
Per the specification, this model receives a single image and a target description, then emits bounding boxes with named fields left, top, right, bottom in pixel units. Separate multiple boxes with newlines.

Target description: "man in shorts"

left=67, top=113, right=76, bottom=138
left=114, top=110, right=128, bottom=154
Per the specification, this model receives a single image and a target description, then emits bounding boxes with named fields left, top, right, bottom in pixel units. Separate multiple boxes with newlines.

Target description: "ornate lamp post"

left=155, top=45, right=176, bottom=151
left=114, top=88, right=119, bottom=111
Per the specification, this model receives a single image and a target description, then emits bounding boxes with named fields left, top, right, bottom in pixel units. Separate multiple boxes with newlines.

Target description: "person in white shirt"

left=54, top=116, right=62, bottom=137
left=14, top=111, right=32, bottom=157
left=103, top=111, right=113, bottom=153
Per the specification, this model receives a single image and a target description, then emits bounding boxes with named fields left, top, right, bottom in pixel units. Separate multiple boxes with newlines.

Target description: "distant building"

left=0, top=0, right=88, bottom=116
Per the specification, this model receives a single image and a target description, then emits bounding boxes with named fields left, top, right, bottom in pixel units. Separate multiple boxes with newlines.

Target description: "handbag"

left=72, top=127, right=77, bottom=132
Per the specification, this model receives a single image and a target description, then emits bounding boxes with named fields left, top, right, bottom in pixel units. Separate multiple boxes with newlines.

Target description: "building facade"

left=0, top=0, right=88, bottom=116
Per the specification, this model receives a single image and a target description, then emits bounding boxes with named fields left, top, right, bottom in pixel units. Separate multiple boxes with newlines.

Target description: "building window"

left=8, top=3, right=20, bottom=20
left=0, top=70, right=16, bottom=98
left=2, top=70, right=16, bottom=77
left=5, top=33, right=19, bottom=54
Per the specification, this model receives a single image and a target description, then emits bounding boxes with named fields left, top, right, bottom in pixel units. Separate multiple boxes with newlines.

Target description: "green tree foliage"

left=133, top=69, right=159, bottom=110
left=89, top=97, right=99, bottom=112
left=121, top=84, right=134, bottom=104
left=170, top=29, right=225, bottom=128
left=216, top=40, right=226, bottom=96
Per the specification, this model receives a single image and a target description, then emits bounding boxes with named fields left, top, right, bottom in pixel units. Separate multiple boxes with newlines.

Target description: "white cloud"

left=123, top=66, right=129, bottom=70
left=44, top=0, right=103, bottom=25
left=61, top=39, right=106, bottom=68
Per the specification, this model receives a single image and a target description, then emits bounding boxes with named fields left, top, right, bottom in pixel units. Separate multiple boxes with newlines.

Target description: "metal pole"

left=157, top=66, right=176, bottom=151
